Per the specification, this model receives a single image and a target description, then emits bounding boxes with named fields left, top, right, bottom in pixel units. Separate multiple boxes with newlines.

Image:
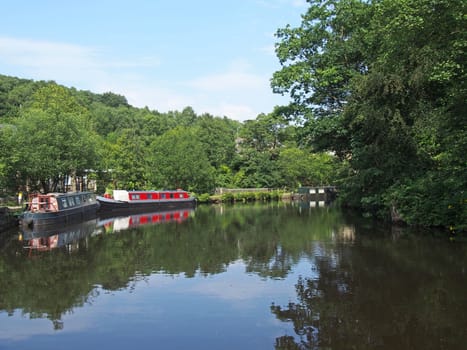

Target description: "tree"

left=272, top=0, right=466, bottom=228
left=148, top=127, right=215, bottom=193
left=103, top=127, right=151, bottom=190
left=13, top=109, right=98, bottom=192
left=0, top=74, right=47, bottom=121
left=0, top=124, right=17, bottom=191
left=277, top=147, right=308, bottom=188
left=233, top=112, right=295, bottom=188
left=277, top=147, right=341, bottom=189
left=99, top=91, right=129, bottom=108
left=194, top=113, right=239, bottom=169
left=12, top=84, right=98, bottom=192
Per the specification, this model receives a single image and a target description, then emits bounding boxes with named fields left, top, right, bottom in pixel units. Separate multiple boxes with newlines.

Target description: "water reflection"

left=20, top=218, right=99, bottom=253
left=0, top=203, right=465, bottom=349
left=0, top=203, right=338, bottom=330
left=98, top=208, right=194, bottom=234
left=18, top=208, right=195, bottom=253
left=271, top=230, right=467, bottom=349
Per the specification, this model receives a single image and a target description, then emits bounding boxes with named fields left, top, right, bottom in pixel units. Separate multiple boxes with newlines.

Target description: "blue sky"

left=0, top=0, right=307, bottom=121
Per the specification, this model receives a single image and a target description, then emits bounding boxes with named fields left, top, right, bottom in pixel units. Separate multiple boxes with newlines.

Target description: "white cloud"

left=0, top=36, right=96, bottom=67
left=0, top=36, right=160, bottom=85
left=119, top=81, right=260, bottom=121
left=0, top=36, right=284, bottom=121
left=187, top=59, right=264, bottom=92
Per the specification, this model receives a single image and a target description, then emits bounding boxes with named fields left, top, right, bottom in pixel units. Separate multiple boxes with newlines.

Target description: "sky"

left=0, top=0, right=307, bottom=121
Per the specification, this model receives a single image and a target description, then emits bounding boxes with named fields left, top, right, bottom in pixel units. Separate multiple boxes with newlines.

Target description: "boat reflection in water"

left=19, top=218, right=99, bottom=253
left=98, top=208, right=194, bottom=233
left=19, top=208, right=195, bottom=253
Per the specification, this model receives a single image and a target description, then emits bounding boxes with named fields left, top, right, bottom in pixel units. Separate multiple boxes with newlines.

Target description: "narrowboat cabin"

left=97, top=189, right=196, bottom=213
left=20, top=192, right=98, bottom=228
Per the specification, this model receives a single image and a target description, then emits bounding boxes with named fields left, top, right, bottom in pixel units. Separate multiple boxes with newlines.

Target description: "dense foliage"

left=0, top=74, right=340, bottom=198
left=272, top=0, right=466, bottom=230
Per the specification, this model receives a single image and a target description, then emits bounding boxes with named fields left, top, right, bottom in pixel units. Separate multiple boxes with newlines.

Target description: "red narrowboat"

left=96, top=189, right=196, bottom=213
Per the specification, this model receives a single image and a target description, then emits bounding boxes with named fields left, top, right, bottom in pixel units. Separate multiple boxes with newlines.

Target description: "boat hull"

left=97, top=196, right=196, bottom=214
left=20, top=203, right=99, bottom=228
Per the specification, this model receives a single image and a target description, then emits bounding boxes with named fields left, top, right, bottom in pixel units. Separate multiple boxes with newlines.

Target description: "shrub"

left=196, top=193, right=211, bottom=203
left=221, top=192, right=235, bottom=203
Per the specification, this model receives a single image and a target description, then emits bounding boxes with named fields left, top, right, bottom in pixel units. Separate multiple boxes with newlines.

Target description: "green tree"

left=103, top=127, right=151, bottom=189
left=278, top=148, right=341, bottom=189
left=13, top=109, right=98, bottom=192
left=194, top=113, right=239, bottom=169
left=0, top=124, right=17, bottom=190
left=234, top=112, right=295, bottom=188
left=193, top=114, right=239, bottom=188
left=99, top=91, right=129, bottom=108
left=0, top=74, right=47, bottom=121
left=148, top=127, right=215, bottom=193
left=272, top=0, right=466, bottom=228
left=276, top=147, right=308, bottom=188
left=12, top=84, right=98, bottom=192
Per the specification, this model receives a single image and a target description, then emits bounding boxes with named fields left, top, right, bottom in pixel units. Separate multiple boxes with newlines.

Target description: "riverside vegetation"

left=0, top=0, right=465, bottom=233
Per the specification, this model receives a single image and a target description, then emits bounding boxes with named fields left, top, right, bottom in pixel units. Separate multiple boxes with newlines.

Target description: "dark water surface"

left=0, top=203, right=466, bottom=349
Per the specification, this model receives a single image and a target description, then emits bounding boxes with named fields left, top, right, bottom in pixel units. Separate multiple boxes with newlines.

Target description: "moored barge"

left=97, top=189, right=196, bottom=213
left=20, top=192, right=98, bottom=228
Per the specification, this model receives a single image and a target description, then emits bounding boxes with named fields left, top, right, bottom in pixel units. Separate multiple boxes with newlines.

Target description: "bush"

left=385, top=171, right=467, bottom=232
left=270, top=190, right=282, bottom=201
left=221, top=192, right=235, bottom=203
left=196, top=193, right=211, bottom=203
left=255, top=192, right=271, bottom=201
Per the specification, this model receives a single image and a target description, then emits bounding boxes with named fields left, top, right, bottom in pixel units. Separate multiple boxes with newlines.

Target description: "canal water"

left=0, top=203, right=466, bottom=350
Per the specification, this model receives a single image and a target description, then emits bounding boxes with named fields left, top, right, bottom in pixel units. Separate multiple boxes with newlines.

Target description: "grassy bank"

left=195, top=190, right=290, bottom=204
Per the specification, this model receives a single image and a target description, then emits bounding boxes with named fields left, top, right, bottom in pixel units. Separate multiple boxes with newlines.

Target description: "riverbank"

left=197, top=191, right=291, bottom=204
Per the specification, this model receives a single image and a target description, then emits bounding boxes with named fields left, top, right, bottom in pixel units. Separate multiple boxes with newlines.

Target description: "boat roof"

left=117, top=189, right=188, bottom=193
left=41, top=191, right=94, bottom=197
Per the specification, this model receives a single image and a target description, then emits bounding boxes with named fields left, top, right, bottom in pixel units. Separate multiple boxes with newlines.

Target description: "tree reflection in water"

left=270, top=227, right=467, bottom=350
left=1, top=203, right=465, bottom=349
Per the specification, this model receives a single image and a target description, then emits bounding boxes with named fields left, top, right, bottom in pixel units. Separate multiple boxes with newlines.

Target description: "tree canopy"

left=0, top=74, right=341, bottom=199
left=272, top=0, right=466, bottom=229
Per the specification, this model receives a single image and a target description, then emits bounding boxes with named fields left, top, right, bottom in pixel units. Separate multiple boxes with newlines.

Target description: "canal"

left=0, top=203, right=466, bottom=349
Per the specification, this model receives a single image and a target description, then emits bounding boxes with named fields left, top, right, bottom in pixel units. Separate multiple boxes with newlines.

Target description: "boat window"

left=132, top=194, right=140, bottom=200
left=170, top=193, right=174, bottom=199
left=61, top=198, right=68, bottom=208
left=68, top=196, right=75, bottom=207
left=75, top=196, right=81, bottom=205
left=160, top=193, right=166, bottom=199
